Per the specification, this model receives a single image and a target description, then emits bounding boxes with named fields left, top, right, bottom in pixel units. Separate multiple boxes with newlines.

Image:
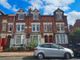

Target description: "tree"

left=74, top=29, right=80, bottom=43
left=28, top=40, right=38, bottom=50
left=69, top=29, right=80, bottom=48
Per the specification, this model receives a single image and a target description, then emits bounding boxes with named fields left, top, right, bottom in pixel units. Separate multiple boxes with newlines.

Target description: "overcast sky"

left=0, top=0, right=80, bottom=25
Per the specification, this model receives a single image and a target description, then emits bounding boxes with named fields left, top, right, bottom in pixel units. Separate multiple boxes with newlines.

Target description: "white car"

left=34, top=43, right=74, bottom=59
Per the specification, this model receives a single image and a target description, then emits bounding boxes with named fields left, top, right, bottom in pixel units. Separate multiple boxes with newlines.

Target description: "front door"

left=44, top=35, right=53, bottom=43
left=7, top=35, right=11, bottom=48
left=44, top=35, right=48, bottom=43
left=49, top=35, right=53, bottom=43
left=1, top=38, right=7, bottom=49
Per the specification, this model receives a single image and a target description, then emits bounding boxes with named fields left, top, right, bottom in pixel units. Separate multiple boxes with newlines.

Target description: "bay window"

left=55, top=34, right=68, bottom=44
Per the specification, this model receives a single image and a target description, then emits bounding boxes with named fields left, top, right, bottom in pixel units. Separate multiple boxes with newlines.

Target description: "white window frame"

left=15, top=35, right=22, bottom=45
left=14, top=35, right=26, bottom=45
left=33, top=14, right=39, bottom=20
left=55, top=34, right=68, bottom=44
left=33, top=12, right=39, bottom=20
left=8, top=23, right=13, bottom=32
left=43, top=23, right=52, bottom=32
left=2, top=23, right=7, bottom=32
left=18, top=13, right=25, bottom=20
left=56, top=23, right=65, bottom=32
left=30, top=35, right=41, bottom=45
left=31, top=23, right=40, bottom=32
left=16, top=23, right=25, bottom=32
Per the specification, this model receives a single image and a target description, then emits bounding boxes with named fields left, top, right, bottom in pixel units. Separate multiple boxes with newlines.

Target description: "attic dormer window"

left=56, top=11, right=62, bottom=20
left=33, top=9, right=39, bottom=20
left=54, top=8, right=64, bottom=21
left=18, top=13, right=24, bottom=20
left=33, top=14, right=38, bottom=20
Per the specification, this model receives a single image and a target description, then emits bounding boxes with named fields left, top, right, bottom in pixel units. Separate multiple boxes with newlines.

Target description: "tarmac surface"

left=0, top=56, right=80, bottom=60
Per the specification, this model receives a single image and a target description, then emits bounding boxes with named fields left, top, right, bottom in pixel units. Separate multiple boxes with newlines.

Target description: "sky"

left=0, top=0, right=80, bottom=25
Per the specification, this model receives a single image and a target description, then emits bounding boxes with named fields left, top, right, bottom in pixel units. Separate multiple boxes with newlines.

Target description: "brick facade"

left=0, top=8, right=69, bottom=49
left=69, top=19, right=80, bottom=32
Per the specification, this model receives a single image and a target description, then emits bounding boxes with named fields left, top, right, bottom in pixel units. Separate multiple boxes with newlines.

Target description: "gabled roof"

left=28, top=8, right=33, bottom=12
left=33, top=9, right=39, bottom=12
left=74, top=19, right=80, bottom=27
left=0, top=10, right=5, bottom=15
left=54, top=8, right=64, bottom=13
left=17, top=8, right=25, bottom=12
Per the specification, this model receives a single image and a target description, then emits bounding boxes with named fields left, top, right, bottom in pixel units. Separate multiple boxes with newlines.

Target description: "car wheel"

left=64, top=53, right=71, bottom=59
left=37, top=53, right=44, bottom=59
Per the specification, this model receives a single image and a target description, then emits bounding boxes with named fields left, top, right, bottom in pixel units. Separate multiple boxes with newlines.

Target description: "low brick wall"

left=0, top=52, right=33, bottom=57
left=0, top=46, right=3, bottom=52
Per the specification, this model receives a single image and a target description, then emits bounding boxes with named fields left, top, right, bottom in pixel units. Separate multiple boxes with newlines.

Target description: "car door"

left=50, top=44, right=65, bottom=57
left=40, top=44, right=52, bottom=57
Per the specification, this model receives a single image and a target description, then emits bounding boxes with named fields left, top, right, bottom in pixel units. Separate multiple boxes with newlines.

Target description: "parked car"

left=34, top=43, right=74, bottom=59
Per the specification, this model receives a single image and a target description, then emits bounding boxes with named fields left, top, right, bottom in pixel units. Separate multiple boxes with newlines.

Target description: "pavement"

left=0, top=52, right=33, bottom=57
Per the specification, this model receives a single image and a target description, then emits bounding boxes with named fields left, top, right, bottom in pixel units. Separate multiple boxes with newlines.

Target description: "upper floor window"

left=16, top=23, right=25, bottom=32
left=44, top=23, right=52, bottom=32
left=56, top=23, right=65, bottom=32
left=32, top=23, right=40, bottom=32
left=18, top=13, right=24, bottom=20
left=8, top=23, right=13, bottom=32
left=2, top=23, right=7, bottom=32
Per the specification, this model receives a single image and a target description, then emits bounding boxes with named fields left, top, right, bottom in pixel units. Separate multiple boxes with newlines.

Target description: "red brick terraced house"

left=69, top=19, right=80, bottom=32
left=0, top=8, right=69, bottom=49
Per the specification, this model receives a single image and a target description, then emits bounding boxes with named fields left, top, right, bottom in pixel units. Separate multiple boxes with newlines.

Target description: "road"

left=0, top=57, right=80, bottom=60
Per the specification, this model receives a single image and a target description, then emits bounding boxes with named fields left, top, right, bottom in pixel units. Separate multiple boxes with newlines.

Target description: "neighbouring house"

left=0, top=8, right=69, bottom=50
left=69, top=19, right=80, bottom=32
left=69, top=19, right=80, bottom=55
left=69, top=19, right=80, bottom=44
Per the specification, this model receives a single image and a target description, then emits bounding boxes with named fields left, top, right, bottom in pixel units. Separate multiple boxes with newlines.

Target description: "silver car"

left=34, top=43, right=74, bottom=59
